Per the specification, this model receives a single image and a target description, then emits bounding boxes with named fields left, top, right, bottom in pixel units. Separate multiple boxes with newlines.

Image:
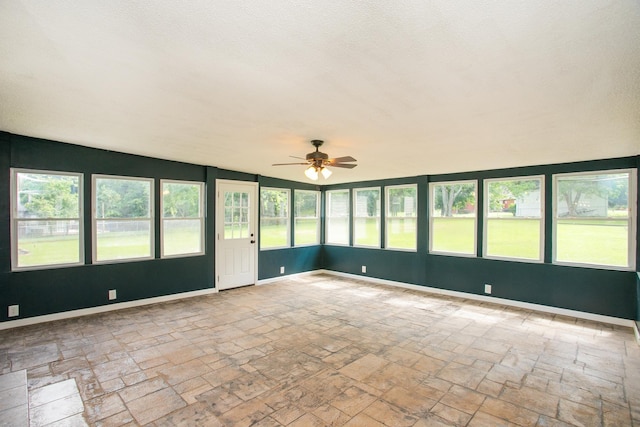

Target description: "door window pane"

left=225, top=190, right=252, bottom=239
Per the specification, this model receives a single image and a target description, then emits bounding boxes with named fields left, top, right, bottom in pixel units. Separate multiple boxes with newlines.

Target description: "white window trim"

left=92, top=174, right=155, bottom=264
left=260, top=187, right=291, bottom=250
left=325, top=189, right=350, bottom=246
left=160, top=179, right=205, bottom=259
left=293, top=189, right=320, bottom=247
left=385, top=184, right=418, bottom=252
left=429, top=180, right=478, bottom=257
left=10, top=168, right=84, bottom=271
left=552, top=168, right=636, bottom=271
left=353, top=186, right=381, bottom=248
left=483, top=175, right=545, bottom=263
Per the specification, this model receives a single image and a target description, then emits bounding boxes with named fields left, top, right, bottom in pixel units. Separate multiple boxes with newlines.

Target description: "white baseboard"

left=257, top=270, right=321, bottom=286
left=0, top=286, right=218, bottom=331
left=318, top=270, right=635, bottom=328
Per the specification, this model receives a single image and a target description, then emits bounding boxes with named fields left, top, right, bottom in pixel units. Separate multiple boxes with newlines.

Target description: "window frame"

left=385, top=184, right=418, bottom=252
left=429, top=180, right=478, bottom=257
left=259, top=187, right=291, bottom=250
left=92, top=174, right=155, bottom=264
left=10, top=168, right=84, bottom=271
left=293, top=189, right=320, bottom=247
left=325, top=189, right=351, bottom=246
left=483, top=175, right=545, bottom=263
left=352, top=186, right=381, bottom=248
left=160, top=179, right=205, bottom=259
left=552, top=168, right=636, bottom=271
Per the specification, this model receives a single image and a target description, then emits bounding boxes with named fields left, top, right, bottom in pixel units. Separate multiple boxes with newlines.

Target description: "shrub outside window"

left=294, top=190, right=320, bottom=246
left=353, top=187, right=381, bottom=247
left=386, top=185, right=417, bottom=251
left=260, top=188, right=290, bottom=249
left=326, top=190, right=350, bottom=245
left=161, top=180, right=204, bottom=257
left=484, top=176, right=543, bottom=261
left=11, top=169, right=83, bottom=270
left=93, top=175, right=154, bottom=262
left=430, top=180, right=477, bottom=255
left=553, top=169, right=636, bottom=270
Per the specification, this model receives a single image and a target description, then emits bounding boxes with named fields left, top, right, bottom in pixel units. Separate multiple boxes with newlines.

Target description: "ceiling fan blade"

left=328, top=156, right=356, bottom=164
left=289, top=155, right=306, bottom=160
left=329, top=163, right=357, bottom=169
left=272, top=162, right=310, bottom=166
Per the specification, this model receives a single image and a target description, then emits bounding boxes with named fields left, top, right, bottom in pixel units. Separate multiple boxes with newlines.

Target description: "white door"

left=216, top=180, right=258, bottom=290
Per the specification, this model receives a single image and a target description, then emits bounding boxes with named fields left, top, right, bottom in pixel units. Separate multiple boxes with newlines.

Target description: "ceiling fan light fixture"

left=305, top=165, right=319, bottom=181
left=321, top=166, right=332, bottom=179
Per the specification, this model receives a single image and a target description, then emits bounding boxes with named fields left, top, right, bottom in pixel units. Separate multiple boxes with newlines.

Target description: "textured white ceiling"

left=1, top=1, right=639, bottom=183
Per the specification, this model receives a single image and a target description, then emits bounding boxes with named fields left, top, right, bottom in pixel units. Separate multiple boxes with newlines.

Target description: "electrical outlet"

left=484, top=284, right=492, bottom=294
left=8, top=305, right=19, bottom=317
left=108, top=289, right=117, bottom=300
left=280, top=266, right=285, bottom=274
left=362, top=265, right=367, bottom=273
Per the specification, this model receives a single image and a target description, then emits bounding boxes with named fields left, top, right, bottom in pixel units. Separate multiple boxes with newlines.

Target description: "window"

left=93, top=175, right=154, bottom=262
left=294, top=190, right=320, bottom=246
left=484, top=176, right=543, bottom=261
left=553, top=169, right=636, bottom=269
left=260, top=188, right=290, bottom=249
left=161, top=180, right=204, bottom=257
left=430, top=180, right=477, bottom=255
left=353, top=187, right=381, bottom=247
left=326, top=190, right=350, bottom=245
left=386, top=185, right=417, bottom=251
left=11, top=169, right=83, bottom=270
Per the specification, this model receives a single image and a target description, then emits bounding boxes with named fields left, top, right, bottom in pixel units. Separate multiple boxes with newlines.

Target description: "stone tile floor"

left=0, top=273, right=639, bottom=426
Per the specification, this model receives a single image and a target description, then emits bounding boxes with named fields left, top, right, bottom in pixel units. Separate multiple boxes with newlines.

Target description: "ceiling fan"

left=272, top=139, right=357, bottom=180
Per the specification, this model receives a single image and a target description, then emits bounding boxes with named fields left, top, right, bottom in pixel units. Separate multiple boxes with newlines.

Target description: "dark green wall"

left=1, top=131, right=637, bottom=322
left=322, top=157, right=640, bottom=320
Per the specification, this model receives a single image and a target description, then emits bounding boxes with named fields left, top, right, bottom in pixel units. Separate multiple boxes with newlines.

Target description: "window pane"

left=16, top=220, right=80, bottom=267
left=96, top=178, right=150, bottom=219
left=387, top=186, right=417, bottom=250
left=294, top=218, right=319, bottom=245
left=354, top=217, right=380, bottom=246
left=354, top=188, right=380, bottom=247
left=162, top=183, right=201, bottom=218
left=555, top=171, right=632, bottom=268
left=556, top=219, right=628, bottom=267
left=485, top=178, right=542, bottom=260
left=327, top=218, right=349, bottom=245
left=486, top=219, right=541, bottom=259
left=96, top=220, right=152, bottom=261
left=163, top=219, right=202, bottom=256
left=431, top=182, right=476, bottom=254
left=261, top=218, right=288, bottom=247
left=13, top=170, right=83, bottom=270
left=260, top=188, right=289, bottom=249
left=16, top=173, right=80, bottom=219
left=326, top=190, right=349, bottom=245
left=294, top=190, right=319, bottom=246
left=387, top=218, right=416, bottom=250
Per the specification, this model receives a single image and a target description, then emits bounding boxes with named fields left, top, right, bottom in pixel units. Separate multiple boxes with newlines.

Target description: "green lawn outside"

left=17, top=218, right=630, bottom=268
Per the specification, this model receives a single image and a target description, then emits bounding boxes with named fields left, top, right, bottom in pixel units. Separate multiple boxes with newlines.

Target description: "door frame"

left=215, top=179, right=259, bottom=290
